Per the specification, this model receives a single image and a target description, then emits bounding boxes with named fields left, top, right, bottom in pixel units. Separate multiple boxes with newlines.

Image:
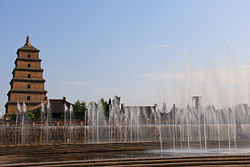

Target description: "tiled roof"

left=43, top=98, right=72, bottom=114
left=18, top=45, right=39, bottom=52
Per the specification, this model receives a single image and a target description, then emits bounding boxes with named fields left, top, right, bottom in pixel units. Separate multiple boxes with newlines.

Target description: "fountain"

left=1, top=45, right=250, bottom=158
left=1, top=95, right=250, bottom=158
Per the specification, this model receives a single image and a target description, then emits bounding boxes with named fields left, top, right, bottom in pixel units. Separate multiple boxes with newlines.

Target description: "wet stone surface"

left=1, top=141, right=250, bottom=164
left=0, top=142, right=160, bottom=164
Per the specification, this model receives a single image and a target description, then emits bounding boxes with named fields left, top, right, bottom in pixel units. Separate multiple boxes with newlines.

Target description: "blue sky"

left=1, top=0, right=250, bottom=116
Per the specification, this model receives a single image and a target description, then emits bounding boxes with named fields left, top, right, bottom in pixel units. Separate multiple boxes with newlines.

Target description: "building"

left=121, top=104, right=157, bottom=121
left=121, top=104, right=176, bottom=123
left=5, top=36, right=47, bottom=119
left=47, top=97, right=72, bottom=119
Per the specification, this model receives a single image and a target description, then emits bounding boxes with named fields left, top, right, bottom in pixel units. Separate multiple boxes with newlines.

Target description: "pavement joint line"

left=2, top=155, right=250, bottom=166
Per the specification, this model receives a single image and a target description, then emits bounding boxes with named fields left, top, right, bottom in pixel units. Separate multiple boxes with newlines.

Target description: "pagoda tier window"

left=28, top=54, right=31, bottom=58
left=28, top=74, right=31, bottom=78
left=27, top=84, right=31, bottom=89
left=28, top=64, right=31, bottom=68
left=27, top=96, right=30, bottom=101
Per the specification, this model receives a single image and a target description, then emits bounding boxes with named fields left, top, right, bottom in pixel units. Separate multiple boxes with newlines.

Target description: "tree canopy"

left=73, top=100, right=87, bottom=121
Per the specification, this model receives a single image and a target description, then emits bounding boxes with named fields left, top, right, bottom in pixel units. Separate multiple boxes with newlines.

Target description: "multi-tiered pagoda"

left=5, top=36, right=47, bottom=118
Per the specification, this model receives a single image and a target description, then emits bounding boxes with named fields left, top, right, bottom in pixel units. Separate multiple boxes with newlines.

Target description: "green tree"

left=26, top=110, right=36, bottom=121
left=34, top=109, right=42, bottom=121
left=73, top=100, right=87, bottom=121
left=10, top=113, right=17, bottom=122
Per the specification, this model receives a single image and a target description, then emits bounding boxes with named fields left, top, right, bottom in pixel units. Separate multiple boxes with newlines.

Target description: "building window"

left=27, top=96, right=30, bottom=101
left=28, top=74, right=31, bottom=78
left=28, top=64, right=31, bottom=68
left=28, top=54, right=31, bottom=58
left=27, top=84, right=31, bottom=89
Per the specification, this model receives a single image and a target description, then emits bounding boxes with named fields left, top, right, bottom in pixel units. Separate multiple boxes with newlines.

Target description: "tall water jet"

left=46, top=100, right=51, bottom=144
left=186, top=108, right=191, bottom=150
left=110, top=96, right=122, bottom=142
left=172, top=104, right=176, bottom=150
left=248, top=60, right=250, bottom=105
left=228, top=42, right=241, bottom=107
left=183, top=50, right=192, bottom=107
left=22, top=102, right=26, bottom=126
left=227, top=107, right=231, bottom=150
left=136, top=106, right=140, bottom=141
left=41, top=102, right=45, bottom=144
left=69, top=105, right=73, bottom=127
left=87, top=102, right=97, bottom=142
left=203, top=108, right=207, bottom=153
left=21, top=102, right=27, bottom=145
left=156, top=107, right=163, bottom=156
left=96, top=100, right=107, bottom=143
left=217, top=110, right=221, bottom=149
left=130, top=106, right=134, bottom=142
left=46, top=100, right=51, bottom=126
left=41, top=102, right=44, bottom=123
left=124, top=107, right=129, bottom=142
left=84, top=107, right=88, bottom=143
left=17, top=102, right=21, bottom=126
left=16, top=102, right=21, bottom=144
left=69, top=105, right=73, bottom=142
left=64, top=103, right=68, bottom=125
left=233, top=107, right=237, bottom=149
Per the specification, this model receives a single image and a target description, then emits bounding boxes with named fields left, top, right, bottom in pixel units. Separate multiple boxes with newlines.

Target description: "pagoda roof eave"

left=8, top=89, right=47, bottom=94
left=12, top=68, right=44, bottom=74
left=10, top=78, right=46, bottom=85
left=15, top=58, right=41, bottom=63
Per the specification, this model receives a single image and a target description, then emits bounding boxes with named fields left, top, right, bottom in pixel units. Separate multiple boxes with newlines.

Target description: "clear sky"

left=1, top=0, right=250, bottom=117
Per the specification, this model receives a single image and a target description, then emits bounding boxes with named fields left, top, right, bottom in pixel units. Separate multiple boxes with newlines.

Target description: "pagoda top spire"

left=17, top=35, right=39, bottom=52
left=26, top=35, right=31, bottom=47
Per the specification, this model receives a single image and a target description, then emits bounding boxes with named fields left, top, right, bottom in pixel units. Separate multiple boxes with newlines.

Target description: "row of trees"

left=10, top=110, right=41, bottom=122
left=9, top=97, right=118, bottom=122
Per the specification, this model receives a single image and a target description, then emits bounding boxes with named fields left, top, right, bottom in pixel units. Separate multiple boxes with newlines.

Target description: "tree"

left=73, top=100, right=87, bottom=121
left=34, top=109, right=42, bottom=121
left=10, top=113, right=17, bottom=122
left=26, top=110, right=35, bottom=121
left=114, top=95, right=121, bottom=105
left=10, top=110, right=41, bottom=122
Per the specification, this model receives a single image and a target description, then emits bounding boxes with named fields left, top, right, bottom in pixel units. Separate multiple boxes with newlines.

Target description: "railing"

left=0, top=119, right=179, bottom=127
left=0, top=121, right=88, bottom=127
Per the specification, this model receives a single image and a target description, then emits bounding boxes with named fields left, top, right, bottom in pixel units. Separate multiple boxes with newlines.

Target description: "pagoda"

left=5, top=36, right=47, bottom=118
